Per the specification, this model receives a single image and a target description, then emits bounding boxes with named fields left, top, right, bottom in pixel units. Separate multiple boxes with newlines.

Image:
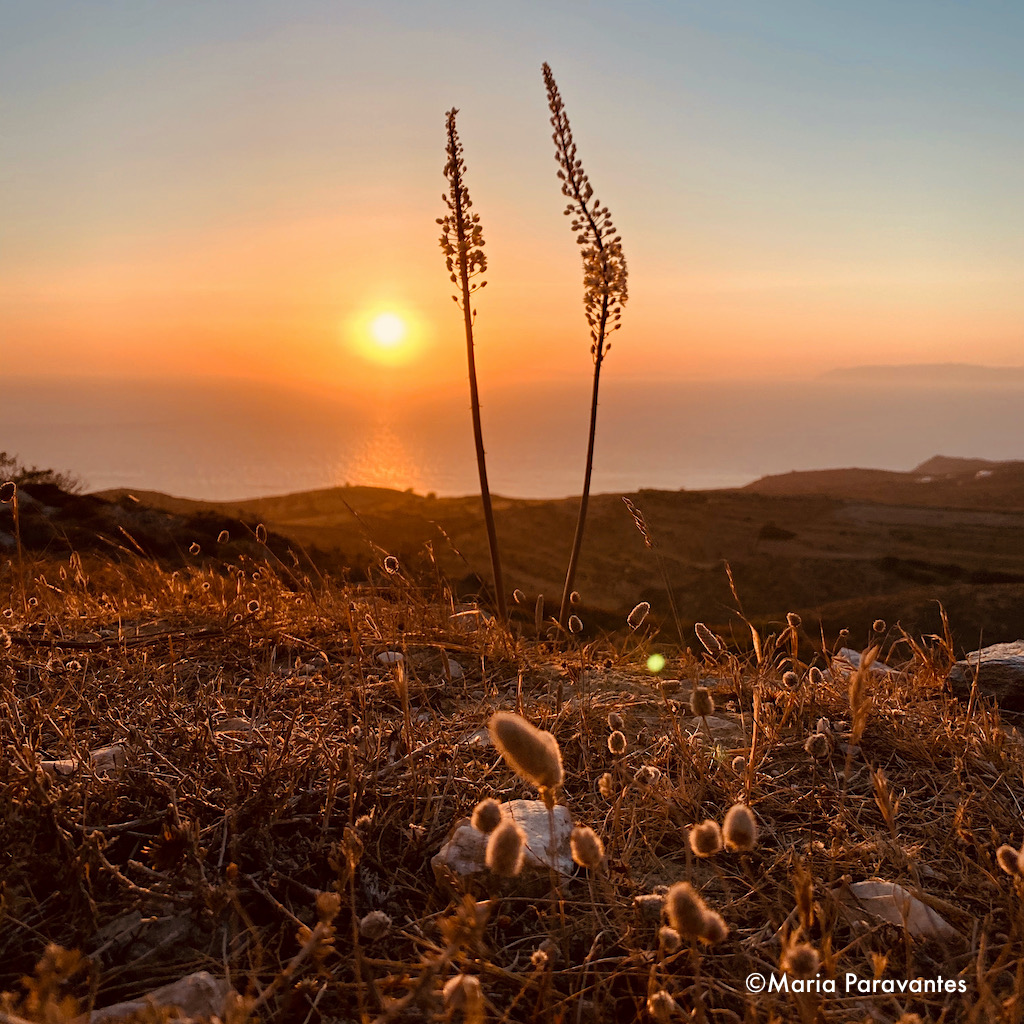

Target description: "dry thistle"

left=996, top=845, right=1021, bottom=876
left=627, top=601, right=650, bottom=629
left=689, top=820, right=723, bottom=858
left=607, top=730, right=627, bottom=755
left=723, top=803, right=757, bottom=852
left=570, top=825, right=605, bottom=870
left=665, top=881, right=706, bottom=938
left=647, top=990, right=678, bottom=1022
left=694, top=622, right=723, bottom=656
left=488, top=712, right=564, bottom=792
left=359, top=910, right=392, bottom=941
left=471, top=798, right=502, bottom=834
left=781, top=940, right=820, bottom=978
left=486, top=818, right=525, bottom=877
left=607, top=711, right=624, bottom=731
left=543, top=63, right=628, bottom=628
left=690, top=687, right=715, bottom=718
left=440, top=107, right=507, bottom=624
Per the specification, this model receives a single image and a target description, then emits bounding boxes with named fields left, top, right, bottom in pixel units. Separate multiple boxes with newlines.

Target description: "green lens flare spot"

left=646, top=653, right=666, bottom=674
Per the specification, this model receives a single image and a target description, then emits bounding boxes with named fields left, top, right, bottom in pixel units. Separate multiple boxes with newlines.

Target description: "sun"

left=370, top=312, right=407, bottom=349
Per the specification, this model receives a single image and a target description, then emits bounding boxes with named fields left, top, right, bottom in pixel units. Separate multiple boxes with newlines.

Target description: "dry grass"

left=2, top=544, right=1024, bottom=1022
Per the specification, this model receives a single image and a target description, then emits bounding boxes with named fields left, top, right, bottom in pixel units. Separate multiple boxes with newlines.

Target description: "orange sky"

left=4, top=2, right=1023, bottom=392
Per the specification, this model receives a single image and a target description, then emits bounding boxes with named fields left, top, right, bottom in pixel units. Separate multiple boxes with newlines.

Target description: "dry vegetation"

left=3, top=528, right=1024, bottom=1023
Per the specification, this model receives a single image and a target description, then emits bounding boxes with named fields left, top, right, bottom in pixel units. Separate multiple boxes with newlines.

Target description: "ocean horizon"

left=7, top=373, right=1024, bottom=502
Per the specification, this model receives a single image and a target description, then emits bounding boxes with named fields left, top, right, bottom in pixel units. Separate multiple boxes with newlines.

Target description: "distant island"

left=820, top=363, right=1024, bottom=386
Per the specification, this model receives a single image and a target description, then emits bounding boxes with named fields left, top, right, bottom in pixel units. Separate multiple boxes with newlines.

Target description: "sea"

left=5, top=374, right=1024, bottom=501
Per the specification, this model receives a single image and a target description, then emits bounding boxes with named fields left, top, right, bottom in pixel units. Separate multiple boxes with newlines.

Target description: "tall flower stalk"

left=439, top=108, right=507, bottom=624
left=543, top=64, right=628, bottom=628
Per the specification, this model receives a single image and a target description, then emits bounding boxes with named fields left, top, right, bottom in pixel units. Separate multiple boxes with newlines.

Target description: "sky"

left=3, top=0, right=1024, bottom=394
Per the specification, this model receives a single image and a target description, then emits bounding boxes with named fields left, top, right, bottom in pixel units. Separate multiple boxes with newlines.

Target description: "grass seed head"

left=359, top=910, right=392, bottom=941
left=608, top=730, right=627, bottom=755
left=486, top=818, right=526, bottom=877
left=690, top=687, right=715, bottom=718
left=488, top=712, right=564, bottom=792
left=570, top=825, right=605, bottom=870
left=782, top=941, right=820, bottom=978
left=471, top=798, right=502, bottom=834
left=700, top=910, right=729, bottom=944
left=647, top=990, right=678, bottom=1021
left=666, top=881, right=706, bottom=937
left=689, top=820, right=723, bottom=858
left=627, top=601, right=650, bottom=629
left=723, top=803, right=758, bottom=852
left=694, top=622, right=723, bottom=655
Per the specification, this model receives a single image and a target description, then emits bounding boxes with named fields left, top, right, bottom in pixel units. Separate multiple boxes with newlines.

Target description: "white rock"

left=949, top=641, right=1024, bottom=711
left=377, top=651, right=404, bottom=666
left=833, top=648, right=898, bottom=676
left=42, top=744, right=126, bottom=778
left=836, top=879, right=958, bottom=941
left=432, top=799, right=574, bottom=886
left=447, top=658, right=465, bottom=679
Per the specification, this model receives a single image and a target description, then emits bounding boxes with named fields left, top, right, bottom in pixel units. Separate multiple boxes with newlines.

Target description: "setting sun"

left=370, top=312, right=407, bottom=348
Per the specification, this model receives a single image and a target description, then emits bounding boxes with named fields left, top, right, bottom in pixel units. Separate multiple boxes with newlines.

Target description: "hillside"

left=93, top=465, right=1024, bottom=653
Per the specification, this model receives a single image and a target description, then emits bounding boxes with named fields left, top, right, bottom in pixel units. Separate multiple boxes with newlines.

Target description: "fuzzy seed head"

left=255, top=523, right=267, bottom=544
left=486, top=818, right=525, bottom=877
left=471, top=798, right=502, bottom=834
left=782, top=671, right=799, bottom=688
left=189, top=542, right=200, bottom=555
left=383, top=555, right=400, bottom=575
left=247, top=600, right=259, bottom=613
left=731, top=755, right=746, bottom=773
left=647, top=990, right=678, bottom=1021
left=442, top=974, right=483, bottom=1017
left=570, top=826, right=605, bottom=870
left=570, top=590, right=581, bottom=605
left=634, top=892, right=665, bottom=922
left=608, top=730, right=627, bottom=755
left=0, top=481, right=16, bottom=503
left=996, top=844, right=1021, bottom=875
left=530, top=947, right=549, bottom=968
left=808, top=666, right=824, bottom=686
left=627, top=601, right=650, bottom=629
left=568, top=614, right=583, bottom=634
left=512, top=588, right=526, bottom=604
left=723, top=803, right=757, bottom=852
left=700, top=910, right=729, bottom=944
left=782, top=941, right=820, bottom=978
left=689, top=820, right=723, bottom=858
left=787, top=612, right=802, bottom=629
left=666, top=882, right=706, bottom=937
left=658, top=926, right=681, bottom=953
left=217, top=529, right=229, bottom=544
left=873, top=618, right=886, bottom=633
left=607, top=711, right=623, bottom=731
left=635, top=764, right=661, bottom=785
left=488, top=712, right=563, bottom=792
left=690, top=687, right=715, bottom=718
left=694, top=622, right=723, bottom=655
left=598, top=772, right=615, bottom=799
left=359, top=910, right=392, bottom=941
left=804, top=732, right=831, bottom=759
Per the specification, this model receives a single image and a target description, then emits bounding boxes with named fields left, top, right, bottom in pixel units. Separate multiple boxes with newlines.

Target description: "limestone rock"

left=949, top=641, right=1024, bottom=711
left=432, top=799, right=574, bottom=889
